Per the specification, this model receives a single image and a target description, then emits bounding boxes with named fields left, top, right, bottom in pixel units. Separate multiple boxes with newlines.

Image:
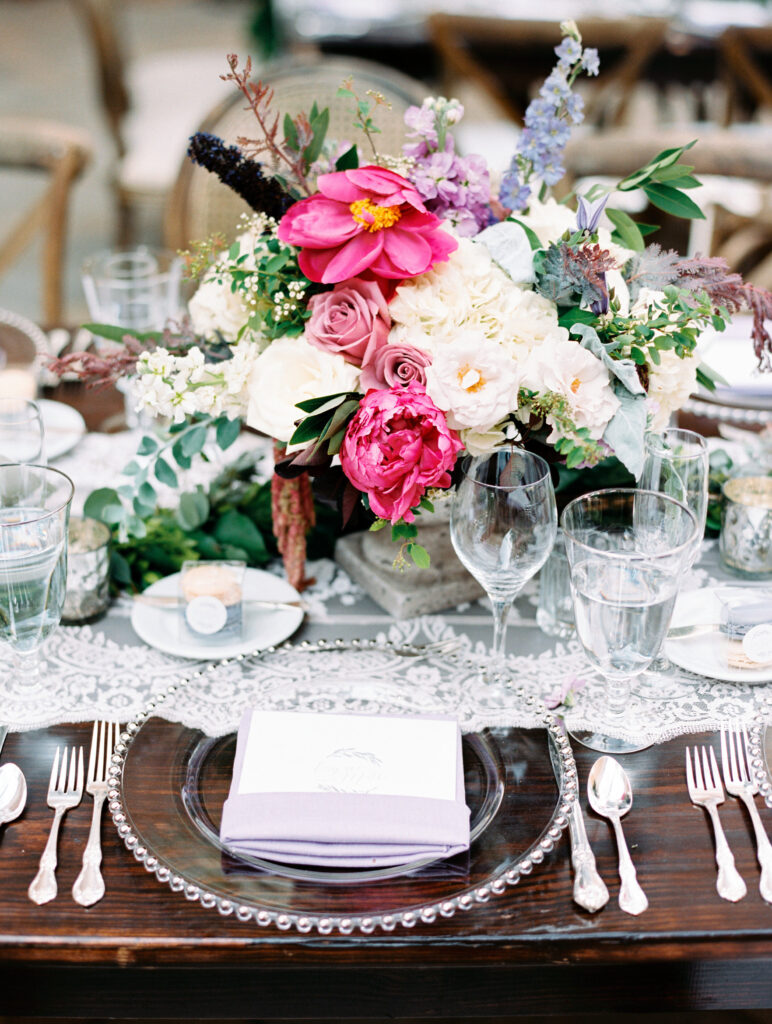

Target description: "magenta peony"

left=340, top=382, right=462, bottom=524
left=304, top=278, right=390, bottom=366
left=277, top=165, right=457, bottom=284
left=360, top=342, right=432, bottom=390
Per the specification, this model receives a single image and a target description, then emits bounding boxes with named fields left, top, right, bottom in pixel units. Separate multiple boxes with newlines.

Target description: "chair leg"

left=116, top=188, right=134, bottom=247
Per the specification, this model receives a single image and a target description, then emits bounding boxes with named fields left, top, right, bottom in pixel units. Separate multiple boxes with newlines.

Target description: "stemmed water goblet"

left=0, top=398, right=45, bottom=465
left=0, top=464, right=73, bottom=691
left=637, top=428, right=709, bottom=697
left=450, top=449, right=557, bottom=678
left=562, top=488, right=696, bottom=754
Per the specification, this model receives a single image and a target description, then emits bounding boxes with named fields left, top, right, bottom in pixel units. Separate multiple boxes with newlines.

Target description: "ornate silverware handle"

left=72, top=790, right=107, bottom=907
left=737, top=791, right=772, bottom=903
left=706, top=803, right=747, bottom=902
left=549, top=725, right=608, bottom=913
left=568, top=797, right=610, bottom=913
left=28, top=807, right=65, bottom=906
left=610, top=816, right=648, bottom=916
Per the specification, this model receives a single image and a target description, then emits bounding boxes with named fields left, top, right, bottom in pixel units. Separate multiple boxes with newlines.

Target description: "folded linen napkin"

left=219, top=709, right=471, bottom=868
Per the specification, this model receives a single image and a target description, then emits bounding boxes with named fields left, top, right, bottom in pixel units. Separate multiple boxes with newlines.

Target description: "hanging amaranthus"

left=271, top=443, right=316, bottom=591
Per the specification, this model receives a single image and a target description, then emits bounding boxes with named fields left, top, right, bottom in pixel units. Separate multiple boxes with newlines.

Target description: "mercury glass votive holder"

left=720, top=476, right=772, bottom=579
left=61, top=515, right=111, bottom=624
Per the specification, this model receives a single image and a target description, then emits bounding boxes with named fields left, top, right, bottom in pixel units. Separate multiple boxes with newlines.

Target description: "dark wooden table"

left=2, top=722, right=771, bottom=1019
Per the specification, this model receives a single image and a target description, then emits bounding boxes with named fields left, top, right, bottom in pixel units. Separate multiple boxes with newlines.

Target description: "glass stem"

left=13, top=649, right=42, bottom=689
left=605, top=675, right=631, bottom=718
left=490, top=597, right=513, bottom=664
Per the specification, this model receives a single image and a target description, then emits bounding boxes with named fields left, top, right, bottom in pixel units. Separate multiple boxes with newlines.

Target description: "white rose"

left=245, top=336, right=360, bottom=443
left=425, top=333, right=520, bottom=431
left=522, top=339, right=620, bottom=440
left=460, top=423, right=508, bottom=456
left=517, top=197, right=575, bottom=247
left=646, top=349, right=698, bottom=433
left=189, top=275, right=250, bottom=343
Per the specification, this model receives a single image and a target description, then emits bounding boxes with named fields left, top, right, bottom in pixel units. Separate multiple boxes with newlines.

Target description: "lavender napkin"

left=219, top=709, right=470, bottom=868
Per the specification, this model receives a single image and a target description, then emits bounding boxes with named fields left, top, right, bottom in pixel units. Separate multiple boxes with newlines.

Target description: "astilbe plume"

left=187, top=132, right=294, bottom=221
left=674, top=254, right=772, bottom=371
left=538, top=242, right=614, bottom=309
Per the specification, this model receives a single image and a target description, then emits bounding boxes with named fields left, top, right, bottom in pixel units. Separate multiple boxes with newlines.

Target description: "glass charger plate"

left=109, top=640, right=576, bottom=935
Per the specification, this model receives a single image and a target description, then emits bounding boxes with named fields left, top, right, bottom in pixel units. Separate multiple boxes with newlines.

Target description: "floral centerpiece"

left=58, top=23, right=772, bottom=590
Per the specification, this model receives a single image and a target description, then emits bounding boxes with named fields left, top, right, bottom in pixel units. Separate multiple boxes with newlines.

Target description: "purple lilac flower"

left=498, top=25, right=600, bottom=209
left=582, top=48, right=600, bottom=76
left=402, top=98, right=491, bottom=234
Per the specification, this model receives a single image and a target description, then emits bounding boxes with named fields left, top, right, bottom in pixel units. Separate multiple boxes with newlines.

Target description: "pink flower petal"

left=321, top=232, right=384, bottom=283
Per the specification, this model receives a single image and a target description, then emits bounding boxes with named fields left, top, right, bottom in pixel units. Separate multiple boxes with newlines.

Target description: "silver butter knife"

left=549, top=722, right=609, bottom=913
left=134, top=594, right=304, bottom=613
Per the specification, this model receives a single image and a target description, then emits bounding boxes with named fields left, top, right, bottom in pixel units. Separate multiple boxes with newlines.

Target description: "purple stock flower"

left=403, top=98, right=491, bottom=234
left=576, top=193, right=609, bottom=233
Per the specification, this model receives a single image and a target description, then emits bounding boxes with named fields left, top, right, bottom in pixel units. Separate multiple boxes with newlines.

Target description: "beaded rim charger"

left=107, top=638, right=577, bottom=935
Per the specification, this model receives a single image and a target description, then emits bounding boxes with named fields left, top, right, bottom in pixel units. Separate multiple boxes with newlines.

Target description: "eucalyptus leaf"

left=83, top=487, right=125, bottom=526
left=137, top=435, right=159, bottom=456
left=215, top=416, right=241, bottom=450
left=176, top=490, right=209, bottom=531
left=154, top=458, right=178, bottom=488
left=572, top=323, right=645, bottom=395
left=602, top=385, right=647, bottom=479
left=180, top=423, right=209, bottom=457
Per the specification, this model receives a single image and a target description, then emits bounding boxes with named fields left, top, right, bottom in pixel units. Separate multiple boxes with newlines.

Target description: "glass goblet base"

left=568, top=727, right=652, bottom=754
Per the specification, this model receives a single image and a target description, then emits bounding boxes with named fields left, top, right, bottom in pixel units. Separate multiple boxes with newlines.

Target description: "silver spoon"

left=587, top=756, right=648, bottom=916
left=0, top=762, right=27, bottom=826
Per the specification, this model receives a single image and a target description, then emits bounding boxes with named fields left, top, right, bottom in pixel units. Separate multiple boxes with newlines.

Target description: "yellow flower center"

left=349, top=198, right=402, bottom=233
left=457, top=365, right=487, bottom=394
left=570, top=377, right=582, bottom=394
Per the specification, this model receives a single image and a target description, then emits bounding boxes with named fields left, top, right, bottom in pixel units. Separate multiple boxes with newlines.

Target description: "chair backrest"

left=718, top=26, right=772, bottom=125
left=427, top=14, right=670, bottom=129
left=0, top=118, right=92, bottom=327
left=69, top=0, right=129, bottom=157
left=163, top=55, right=427, bottom=251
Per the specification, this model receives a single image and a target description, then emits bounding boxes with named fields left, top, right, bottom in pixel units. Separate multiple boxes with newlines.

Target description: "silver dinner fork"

left=28, top=746, right=84, bottom=906
left=685, top=745, right=746, bottom=903
left=72, top=721, right=118, bottom=907
left=721, top=724, right=772, bottom=904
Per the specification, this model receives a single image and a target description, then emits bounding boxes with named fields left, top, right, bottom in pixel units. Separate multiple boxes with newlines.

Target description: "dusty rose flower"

left=277, top=165, right=457, bottom=283
left=339, top=382, right=462, bottom=524
left=360, top=342, right=432, bottom=390
left=304, top=278, right=390, bottom=366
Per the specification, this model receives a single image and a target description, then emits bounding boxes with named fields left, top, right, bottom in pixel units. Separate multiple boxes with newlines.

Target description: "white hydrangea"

left=388, top=235, right=567, bottom=356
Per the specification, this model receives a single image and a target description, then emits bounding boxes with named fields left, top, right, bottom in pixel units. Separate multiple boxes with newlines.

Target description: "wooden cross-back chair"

left=427, top=14, right=671, bottom=129
left=163, top=55, right=428, bottom=252
left=0, top=118, right=92, bottom=327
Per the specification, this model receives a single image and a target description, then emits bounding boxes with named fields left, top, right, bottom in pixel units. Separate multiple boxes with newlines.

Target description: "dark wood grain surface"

left=1, top=722, right=771, bottom=1018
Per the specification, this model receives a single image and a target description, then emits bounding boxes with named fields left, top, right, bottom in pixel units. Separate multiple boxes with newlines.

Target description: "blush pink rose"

left=305, top=278, right=390, bottom=366
left=340, top=382, right=462, bottom=524
left=277, top=165, right=457, bottom=284
left=360, top=342, right=432, bottom=390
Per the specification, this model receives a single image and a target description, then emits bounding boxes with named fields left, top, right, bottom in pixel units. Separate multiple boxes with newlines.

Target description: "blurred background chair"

left=69, top=0, right=238, bottom=245
left=0, top=117, right=92, bottom=327
left=164, top=55, right=427, bottom=251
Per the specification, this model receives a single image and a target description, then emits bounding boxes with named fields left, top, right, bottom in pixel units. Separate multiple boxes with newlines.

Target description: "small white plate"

left=665, top=586, right=772, bottom=684
left=39, top=399, right=86, bottom=460
left=131, top=568, right=303, bottom=660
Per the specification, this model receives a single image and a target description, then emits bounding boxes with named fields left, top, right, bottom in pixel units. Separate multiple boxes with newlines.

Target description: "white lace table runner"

left=2, top=551, right=770, bottom=744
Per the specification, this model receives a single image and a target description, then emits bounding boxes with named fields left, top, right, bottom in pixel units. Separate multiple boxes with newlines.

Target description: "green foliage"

left=289, top=393, right=362, bottom=458
left=85, top=452, right=337, bottom=592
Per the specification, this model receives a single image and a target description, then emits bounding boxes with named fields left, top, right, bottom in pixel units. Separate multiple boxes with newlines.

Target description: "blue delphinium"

left=499, top=23, right=600, bottom=212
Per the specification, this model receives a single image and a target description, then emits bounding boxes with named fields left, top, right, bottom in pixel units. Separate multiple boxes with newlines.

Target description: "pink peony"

left=340, top=382, right=462, bottom=524
left=277, top=165, right=458, bottom=284
left=304, top=278, right=390, bottom=366
left=360, top=342, right=432, bottom=390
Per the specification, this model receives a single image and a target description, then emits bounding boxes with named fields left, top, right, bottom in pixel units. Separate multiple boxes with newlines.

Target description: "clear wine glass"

left=637, top=428, right=709, bottom=696
left=562, top=488, right=696, bottom=754
left=0, top=398, right=45, bottom=465
left=0, top=464, right=73, bottom=691
left=450, top=449, right=557, bottom=675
